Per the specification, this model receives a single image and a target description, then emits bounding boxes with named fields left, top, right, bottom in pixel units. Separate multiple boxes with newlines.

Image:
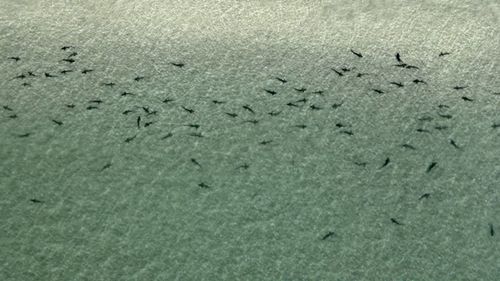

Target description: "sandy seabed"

left=1, top=1, right=499, bottom=280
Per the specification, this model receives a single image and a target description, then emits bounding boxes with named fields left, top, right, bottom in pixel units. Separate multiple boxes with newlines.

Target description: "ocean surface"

left=1, top=1, right=499, bottom=280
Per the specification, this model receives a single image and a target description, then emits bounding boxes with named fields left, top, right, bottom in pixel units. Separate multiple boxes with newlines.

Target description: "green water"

left=1, top=1, right=499, bottom=280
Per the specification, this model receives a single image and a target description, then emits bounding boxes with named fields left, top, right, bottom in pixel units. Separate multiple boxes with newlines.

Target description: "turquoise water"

left=1, top=1, right=499, bottom=280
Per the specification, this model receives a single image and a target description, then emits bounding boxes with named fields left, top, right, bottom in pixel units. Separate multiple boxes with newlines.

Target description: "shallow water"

left=1, top=1, right=499, bottom=280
